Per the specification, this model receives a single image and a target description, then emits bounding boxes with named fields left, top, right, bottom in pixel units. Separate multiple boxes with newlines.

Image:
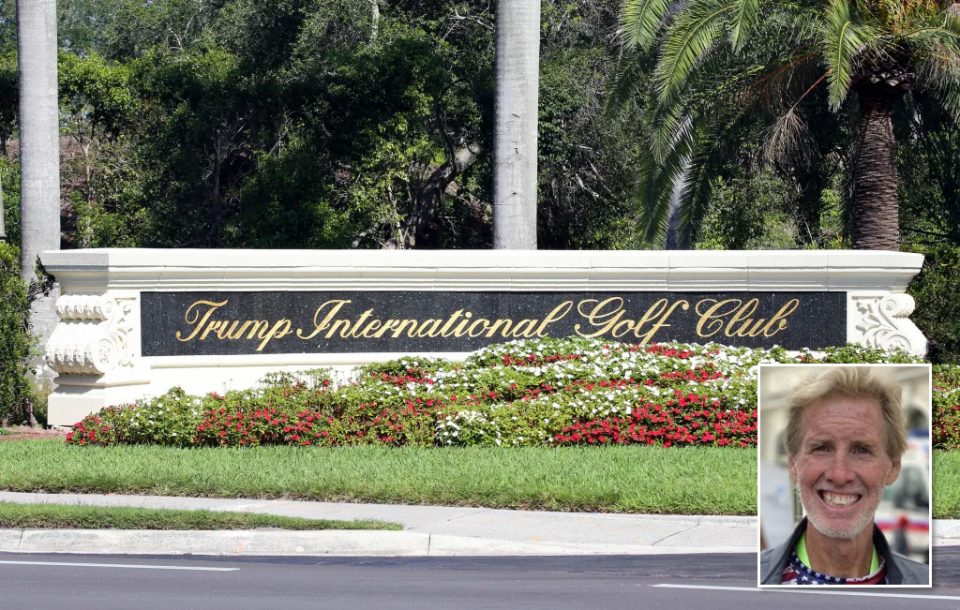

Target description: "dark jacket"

left=760, top=518, right=929, bottom=585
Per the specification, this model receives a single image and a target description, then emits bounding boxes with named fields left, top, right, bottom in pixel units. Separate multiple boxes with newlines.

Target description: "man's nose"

left=825, top=454, right=855, bottom=485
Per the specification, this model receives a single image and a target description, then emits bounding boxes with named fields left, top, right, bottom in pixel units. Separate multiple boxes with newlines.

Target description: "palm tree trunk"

left=17, top=0, right=61, bottom=280
left=17, top=0, right=61, bottom=425
left=493, top=0, right=540, bottom=249
left=851, top=87, right=899, bottom=250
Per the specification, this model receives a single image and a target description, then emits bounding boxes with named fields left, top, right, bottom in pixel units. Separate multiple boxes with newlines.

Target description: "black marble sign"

left=140, top=291, right=846, bottom=356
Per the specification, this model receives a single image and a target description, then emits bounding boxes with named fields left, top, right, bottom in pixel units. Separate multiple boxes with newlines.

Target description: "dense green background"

left=0, top=0, right=958, bottom=425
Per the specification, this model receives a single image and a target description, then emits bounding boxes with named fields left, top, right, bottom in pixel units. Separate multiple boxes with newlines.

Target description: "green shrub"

left=67, top=339, right=930, bottom=449
left=0, top=242, right=31, bottom=425
left=909, top=244, right=960, bottom=364
left=933, top=365, right=960, bottom=449
left=69, top=387, right=205, bottom=447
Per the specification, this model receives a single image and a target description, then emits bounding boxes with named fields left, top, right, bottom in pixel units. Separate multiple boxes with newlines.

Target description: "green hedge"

left=910, top=244, right=960, bottom=364
left=66, top=338, right=947, bottom=449
left=0, top=242, right=32, bottom=424
left=934, top=365, right=960, bottom=449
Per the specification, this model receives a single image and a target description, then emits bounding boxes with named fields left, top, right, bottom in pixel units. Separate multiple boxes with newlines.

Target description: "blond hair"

left=784, top=367, right=906, bottom=459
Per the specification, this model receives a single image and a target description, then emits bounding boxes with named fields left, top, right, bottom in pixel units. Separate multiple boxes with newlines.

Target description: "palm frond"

left=650, top=102, right=694, bottom=163
left=740, top=50, right=819, bottom=109
left=821, top=0, right=874, bottom=111
left=654, top=0, right=737, bottom=106
left=911, top=36, right=960, bottom=120
left=763, top=107, right=818, bottom=168
left=945, top=3, right=960, bottom=35
left=632, top=150, right=673, bottom=247
left=676, top=128, right=722, bottom=247
left=729, top=0, right=761, bottom=51
left=604, top=50, right=657, bottom=121
left=635, top=112, right=697, bottom=245
left=903, top=25, right=960, bottom=45
left=619, top=0, right=675, bottom=51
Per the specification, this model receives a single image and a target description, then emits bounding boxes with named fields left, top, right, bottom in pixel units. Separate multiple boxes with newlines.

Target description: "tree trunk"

left=851, top=87, right=899, bottom=250
left=17, top=0, right=61, bottom=425
left=385, top=143, right=481, bottom=249
left=493, top=0, right=539, bottom=249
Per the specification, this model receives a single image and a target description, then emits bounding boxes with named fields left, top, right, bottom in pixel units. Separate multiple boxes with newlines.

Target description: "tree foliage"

left=618, top=0, right=960, bottom=249
left=0, top=0, right=646, bottom=251
left=0, top=241, right=32, bottom=425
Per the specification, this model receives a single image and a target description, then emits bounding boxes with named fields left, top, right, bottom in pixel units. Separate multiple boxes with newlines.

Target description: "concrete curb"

left=0, top=492, right=953, bottom=558
left=0, top=528, right=755, bottom=557
left=933, top=520, right=960, bottom=546
left=1, top=529, right=430, bottom=557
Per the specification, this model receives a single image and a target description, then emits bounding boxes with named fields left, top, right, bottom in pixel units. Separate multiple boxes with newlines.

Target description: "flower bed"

left=933, top=365, right=960, bottom=449
left=66, top=337, right=946, bottom=449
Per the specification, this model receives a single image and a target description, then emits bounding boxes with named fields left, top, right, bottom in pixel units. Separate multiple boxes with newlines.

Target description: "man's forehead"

left=799, top=397, right=887, bottom=437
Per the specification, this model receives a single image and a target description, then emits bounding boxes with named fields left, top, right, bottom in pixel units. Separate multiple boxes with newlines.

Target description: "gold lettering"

left=574, top=297, right=627, bottom=338
left=438, top=310, right=465, bottom=337
left=533, top=301, right=573, bottom=336
left=634, top=299, right=689, bottom=344
left=221, top=320, right=263, bottom=340
left=723, top=298, right=760, bottom=338
left=391, top=319, right=418, bottom=338
left=762, top=299, right=800, bottom=337
left=452, top=311, right=474, bottom=337
left=176, top=299, right=229, bottom=342
left=483, top=318, right=512, bottom=338
left=508, top=319, right=539, bottom=338
left=346, top=309, right=375, bottom=338
left=297, top=300, right=352, bottom=340
left=359, top=319, right=383, bottom=338
left=374, top=319, right=399, bottom=338
left=328, top=319, right=351, bottom=339
left=415, top=319, right=444, bottom=338
left=467, top=318, right=493, bottom=337
left=695, top=298, right=742, bottom=338
left=694, top=297, right=800, bottom=339
left=200, top=319, right=225, bottom=340
left=256, top=319, right=292, bottom=351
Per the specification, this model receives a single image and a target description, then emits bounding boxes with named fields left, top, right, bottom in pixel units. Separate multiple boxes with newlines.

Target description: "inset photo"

left=758, top=364, right=932, bottom=587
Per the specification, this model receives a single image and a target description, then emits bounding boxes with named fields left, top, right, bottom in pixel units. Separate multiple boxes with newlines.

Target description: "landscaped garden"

left=62, top=338, right=925, bottom=450
left=2, top=338, right=957, bottom=517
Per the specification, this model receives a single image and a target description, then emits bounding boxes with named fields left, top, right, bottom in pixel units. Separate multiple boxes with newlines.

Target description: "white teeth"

left=822, top=492, right=858, bottom=506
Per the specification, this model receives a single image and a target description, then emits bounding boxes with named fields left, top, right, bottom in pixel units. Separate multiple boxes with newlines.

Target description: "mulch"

left=0, top=426, right=67, bottom=442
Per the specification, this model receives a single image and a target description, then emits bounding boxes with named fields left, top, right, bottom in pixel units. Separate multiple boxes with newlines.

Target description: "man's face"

left=788, top=396, right=901, bottom=540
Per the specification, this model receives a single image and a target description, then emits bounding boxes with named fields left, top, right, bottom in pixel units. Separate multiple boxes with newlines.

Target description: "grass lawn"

left=4, top=440, right=956, bottom=517
left=0, top=440, right=756, bottom=515
left=933, top=451, right=960, bottom=519
left=0, top=501, right=399, bottom=530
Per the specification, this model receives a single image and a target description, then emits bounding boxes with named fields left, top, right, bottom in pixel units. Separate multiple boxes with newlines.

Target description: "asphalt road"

left=3, top=549, right=960, bottom=610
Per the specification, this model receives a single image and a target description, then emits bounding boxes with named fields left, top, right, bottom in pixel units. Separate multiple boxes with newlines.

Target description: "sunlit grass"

left=0, top=501, right=399, bottom=530
left=0, top=440, right=757, bottom=514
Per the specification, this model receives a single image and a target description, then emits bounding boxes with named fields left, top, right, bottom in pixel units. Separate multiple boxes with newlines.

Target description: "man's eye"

left=810, top=445, right=827, bottom=453
left=853, top=446, right=872, bottom=455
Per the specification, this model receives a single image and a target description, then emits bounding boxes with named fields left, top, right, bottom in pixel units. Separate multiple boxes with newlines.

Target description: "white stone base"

left=40, top=248, right=927, bottom=426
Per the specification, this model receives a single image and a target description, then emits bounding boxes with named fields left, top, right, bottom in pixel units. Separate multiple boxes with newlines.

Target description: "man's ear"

left=885, top=459, right=902, bottom=486
left=787, top=454, right=797, bottom=482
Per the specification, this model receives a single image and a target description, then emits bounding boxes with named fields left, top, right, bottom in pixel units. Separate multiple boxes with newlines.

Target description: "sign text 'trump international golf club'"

left=140, top=291, right=846, bottom=355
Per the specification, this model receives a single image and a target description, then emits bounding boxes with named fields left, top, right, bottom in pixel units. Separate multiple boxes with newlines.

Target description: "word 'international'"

left=141, top=291, right=846, bottom=355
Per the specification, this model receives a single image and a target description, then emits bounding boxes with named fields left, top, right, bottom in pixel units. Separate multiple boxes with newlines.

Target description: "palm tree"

left=17, top=0, right=60, bottom=425
left=18, top=0, right=61, bottom=277
left=493, top=0, right=540, bottom=249
left=17, top=0, right=61, bottom=279
left=620, top=0, right=960, bottom=249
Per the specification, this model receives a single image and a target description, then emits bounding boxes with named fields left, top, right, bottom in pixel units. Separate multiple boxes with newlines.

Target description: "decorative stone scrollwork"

left=46, top=295, right=136, bottom=375
left=852, top=294, right=927, bottom=355
left=56, top=295, right=117, bottom=321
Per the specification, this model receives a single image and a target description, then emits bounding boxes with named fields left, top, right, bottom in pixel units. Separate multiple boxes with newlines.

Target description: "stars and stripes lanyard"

left=782, top=533, right=886, bottom=585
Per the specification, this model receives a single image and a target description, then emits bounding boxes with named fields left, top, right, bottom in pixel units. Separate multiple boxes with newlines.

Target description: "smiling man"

left=760, top=367, right=929, bottom=585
